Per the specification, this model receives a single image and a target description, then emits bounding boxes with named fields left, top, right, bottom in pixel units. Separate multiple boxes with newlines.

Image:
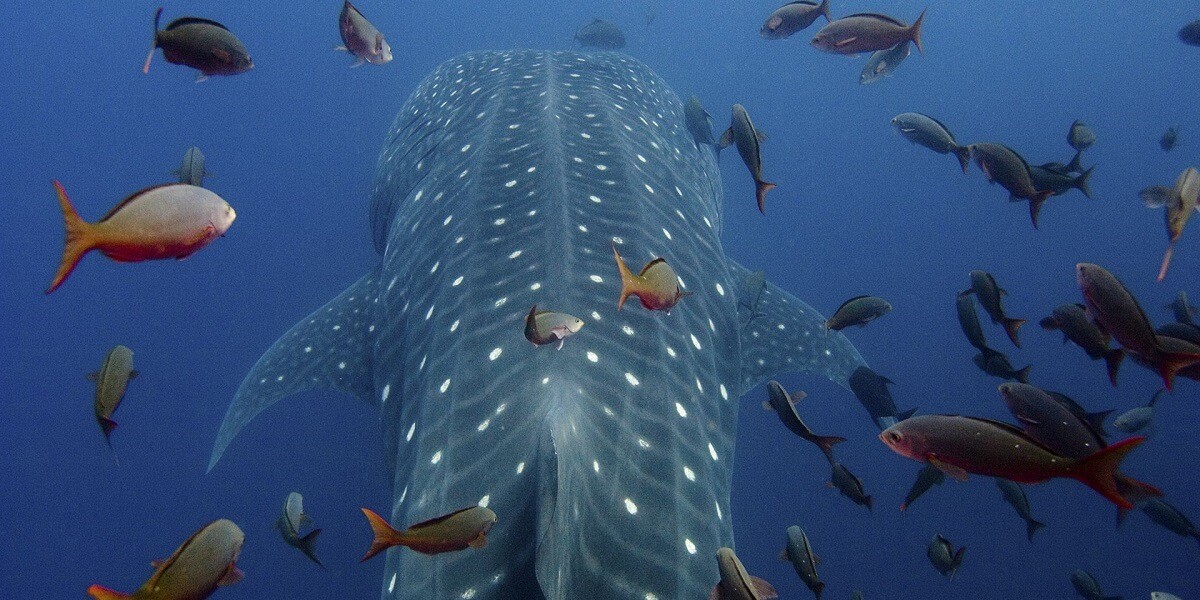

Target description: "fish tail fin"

left=756, top=180, right=777, bottom=214
left=1025, top=518, right=1045, bottom=542
left=1115, top=506, right=1130, bottom=528
left=814, top=581, right=825, bottom=599
left=87, top=585, right=132, bottom=600
left=1155, top=348, right=1200, bottom=390
left=360, top=508, right=401, bottom=562
left=612, top=242, right=637, bottom=310
left=910, top=8, right=926, bottom=54
left=953, top=145, right=970, bottom=174
left=1015, top=364, right=1032, bottom=384
left=819, top=0, right=831, bottom=22
left=950, top=546, right=966, bottom=580
left=1076, top=165, right=1095, bottom=199
left=1158, top=242, right=1176, bottom=282
left=1067, top=149, right=1083, bottom=174
left=47, top=180, right=97, bottom=294
left=1003, top=317, right=1026, bottom=348
left=1028, top=190, right=1052, bottom=229
left=99, top=416, right=118, bottom=438
left=1072, top=437, right=1157, bottom=509
left=865, top=495, right=874, bottom=512
left=143, top=7, right=162, bottom=74
left=1104, top=348, right=1124, bottom=387
left=815, top=435, right=847, bottom=462
left=299, top=528, right=326, bottom=569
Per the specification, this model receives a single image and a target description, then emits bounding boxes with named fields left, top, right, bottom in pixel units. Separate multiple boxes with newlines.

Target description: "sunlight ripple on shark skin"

left=208, top=50, right=865, bottom=600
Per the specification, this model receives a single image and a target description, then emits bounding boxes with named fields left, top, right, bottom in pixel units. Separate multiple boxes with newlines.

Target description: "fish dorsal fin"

left=922, top=114, right=955, bottom=139
left=217, top=565, right=244, bottom=586
left=165, top=16, right=229, bottom=32
left=406, top=506, right=479, bottom=532
left=98, top=184, right=181, bottom=222
left=997, top=143, right=1033, bottom=173
left=208, top=270, right=381, bottom=472
left=638, top=257, right=668, bottom=277
left=143, top=523, right=204, bottom=590
left=843, top=12, right=907, bottom=27
left=750, top=576, right=779, bottom=599
left=834, top=295, right=872, bottom=313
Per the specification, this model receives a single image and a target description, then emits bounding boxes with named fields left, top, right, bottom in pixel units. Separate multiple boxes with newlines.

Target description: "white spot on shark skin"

left=591, top=311, right=602, bottom=321
left=276, top=375, right=284, bottom=382
left=675, top=402, right=688, bottom=418
left=304, top=346, right=312, bottom=353
left=444, top=215, right=454, bottom=226
left=542, top=376, right=551, bottom=385
left=440, top=378, right=451, bottom=393
left=406, top=423, right=416, bottom=442
left=508, top=250, right=522, bottom=259
left=431, top=450, right=443, bottom=464
left=578, top=224, right=588, bottom=233
left=589, top=195, right=602, bottom=203
left=683, top=466, right=696, bottom=481
left=516, top=462, right=526, bottom=474
left=662, top=228, right=672, bottom=240
left=644, top=183, right=655, bottom=194
left=720, top=384, right=729, bottom=400
left=425, top=306, right=435, bottom=321
left=690, top=334, right=702, bottom=350
left=716, top=501, right=723, bottom=520
left=478, top=419, right=490, bottom=432
left=666, top=346, right=677, bottom=358
left=494, top=218, right=507, bottom=226
left=586, top=351, right=599, bottom=362
left=332, top=324, right=341, bottom=331
left=489, top=347, right=503, bottom=361
left=494, top=297, right=508, bottom=308
left=381, top=384, right=390, bottom=402
left=338, top=362, right=346, bottom=370
left=703, top=216, right=713, bottom=228
left=624, top=498, right=638, bottom=515
left=708, top=443, right=719, bottom=461
left=389, top=573, right=397, bottom=593
left=589, top=274, right=604, bottom=283
left=638, top=438, right=651, bottom=449
left=685, top=539, right=697, bottom=554
left=530, top=282, right=542, bottom=291
left=709, top=318, right=716, bottom=333
left=450, top=320, right=460, bottom=332
left=625, top=372, right=640, bottom=386
left=621, top=325, right=635, bottom=336
left=504, top=180, right=517, bottom=188
left=593, top=460, right=600, bottom=473
left=695, top=378, right=704, bottom=393
left=453, top=276, right=464, bottom=286
left=461, top=588, right=477, bottom=599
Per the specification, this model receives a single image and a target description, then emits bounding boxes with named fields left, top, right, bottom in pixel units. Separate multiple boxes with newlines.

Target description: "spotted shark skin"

left=209, top=50, right=865, bottom=600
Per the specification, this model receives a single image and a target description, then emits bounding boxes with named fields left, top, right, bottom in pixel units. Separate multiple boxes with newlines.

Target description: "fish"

left=46, top=181, right=236, bottom=294
left=524, top=305, right=584, bottom=350
left=851, top=592, right=865, bottom=600
left=1045, top=390, right=1111, bottom=441
left=828, top=461, right=873, bottom=511
left=968, top=142, right=1054, bottom=228
left=1166, top=290, right=1198, bottom=325
left=971, top=350, right=1031, bottom=383
left=900, top=464, right=945, bottom=512
left=764, top=381, right=845, bottom=464
left=879, top=414, right=1159, bottom=509
left=1077, top=262, right=1200, bottom=389
left=1068, top=120, right=1096, bottom=152
left=890, top=112, right=970, bottom=173
left=1152, top=593, right=1182, bottom=600
left=999, top=383, right=1106, bottom=458
left=1039, top=303, right=1124, bottom=385
left=718, top=104, right=775, bottom=214
left=956, top=291, right=995, bottom=355
left=575, top=19, right=626, bottom=50
left=173, top=147, right=211, bottom=187
left=1180, top=20, right=1200, bottom=46
left=964, top=270, right=1026, bottom=348
left=361, top=505, right=497, bottom=560
left=926, top=534, right=965, bottom=581
left=337, top=1, right=393, bottom=67
left=87, top=519, right=244, bottom=600
left=207, top=50, right=867, bottom=600
left=1138, top=498, right=1200, bottom=547
left=1028, top=163, right=1094, bottom=199
left=712, top=547, right=778, bottom=600
left=1161, top=126, right=1179, bottom=151
left=685, top=96, right=718, bottom=151
left=825, top=295, right=891, bottom=331
left=1140, top=185, right=1174, bottom=209
left=613, top=242, right=693, bottom=313
left=1157, top=321, right=1200, bottom=345
left=760, top=0, right=832, bottom=40
left=1157, top=167, right=1200, bottom=281
left=781, top=526, right=824, bottom=599
left=90, top=345, right=137, bottom=461
left=995, top=479, right=1046, bottom=542
left=1111, top=389, right=1159, bottom=436
left=860, top=42, right=910, bottom=84
left=142, top=8, right=252, bottom=82
left=276, top=492, right=324, bottom=569
left=847, top=365, right=916, bottom=430
left=811, top=11, right=926, bottom=55
left=1070, top=569, right=1121, bottom=600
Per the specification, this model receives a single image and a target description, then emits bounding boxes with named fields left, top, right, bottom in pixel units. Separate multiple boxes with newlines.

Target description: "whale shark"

left=209, top=50, right=865, bottom=599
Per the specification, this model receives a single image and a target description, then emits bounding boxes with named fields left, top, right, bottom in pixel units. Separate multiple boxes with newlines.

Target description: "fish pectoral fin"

left=351, top=58, right=366, bottom=68
left=718, top=128, right=733, bottom=149
left=195, top=74, right=209, bottom=83
left=211, top=48, right=232, bottom=64
left=217, top=565, right=244, bottom=586
left=834, top=36, right=858, bottom=47
left=467, top=531, right=488, bottom=549
left=128, top=370, right=139, bottom=379
left=87, top=371, right=100, bottom=382
left=334, top=45, right=348, bottom=52
left=1015, top=415, right=1041, bottom=426
left=927, top=455, right=969, bottom=482
left=149, top=559, right=165, bottom=569
left=779, top=549, right=788, bottom=562
left=756, top=130, right=768, bottom=143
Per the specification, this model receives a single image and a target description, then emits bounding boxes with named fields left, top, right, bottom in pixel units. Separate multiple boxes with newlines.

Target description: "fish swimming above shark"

left=208, top=50, right=865, bottom=600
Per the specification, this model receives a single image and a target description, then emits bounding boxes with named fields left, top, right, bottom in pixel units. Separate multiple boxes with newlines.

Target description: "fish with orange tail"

left=46, top=180, right=235, bottom=293
left=880, top=414, right=1159, bottom=509
left=87, top=518, right=244, bottom=600
left=612, top=242, right=692, bottom=313
left=360, top=505, right=497, bottom=561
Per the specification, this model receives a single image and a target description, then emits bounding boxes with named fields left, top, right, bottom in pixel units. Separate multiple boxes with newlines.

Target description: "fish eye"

left=888, top=432, right=902, bottom=443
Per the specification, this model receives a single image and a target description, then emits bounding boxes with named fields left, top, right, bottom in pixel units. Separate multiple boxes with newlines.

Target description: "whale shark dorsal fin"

left=727, top=259, right=866, bottom=395
left=208, top=269, right=381, bottom=471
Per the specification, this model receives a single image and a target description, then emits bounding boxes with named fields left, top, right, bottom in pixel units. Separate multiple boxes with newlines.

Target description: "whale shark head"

left=210, top=49, right=864, bottom=599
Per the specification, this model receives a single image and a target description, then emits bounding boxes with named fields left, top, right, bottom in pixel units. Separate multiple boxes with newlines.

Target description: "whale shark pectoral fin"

left=727, top=259, right=867, bottom=396
left=208, top=269, right=382, bottom=472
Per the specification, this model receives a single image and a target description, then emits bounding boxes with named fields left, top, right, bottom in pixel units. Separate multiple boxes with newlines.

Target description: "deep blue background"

left=2, top=1, right=1198, bottom=598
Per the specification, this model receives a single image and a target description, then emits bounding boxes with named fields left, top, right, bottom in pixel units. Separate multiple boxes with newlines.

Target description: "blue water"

left=3, top=1, right=1198, bottom=598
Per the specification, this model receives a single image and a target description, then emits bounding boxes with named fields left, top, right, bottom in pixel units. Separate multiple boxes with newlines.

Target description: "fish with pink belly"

left=46, top=181, right=235, bottom=293
left=337, top=1, right=393, bottom=67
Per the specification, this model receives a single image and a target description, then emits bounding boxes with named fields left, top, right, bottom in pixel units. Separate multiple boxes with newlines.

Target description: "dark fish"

left=782, top=526, right=824, bottom=600
left=811, top=11, right=926, bottom=55
left=1161, top=126, right=1179, bottom=152
left=999, top=383, right=1105, bottom=459
left=1028, top=163, right=1094, bottom=199
left=1157, top=321, right=1200, bottom=345
left=613, top=242, right=692, bottom=313
left=1077, top=263, right=1200, bottom=389
left=713, top=547, right=779, bottom=600
left=860, top=42, right=910, bottom=84
left=891, top=112, right=970, bottom=173
left=1111, top=389, right=1161, bottom=435
left=900, top=464, right=945, bottom=512
left=956, top=291, right=994, bottom=355
left=765, top=381, right=846, bottom=464
left=360, top=505, right=497, bottom=560
left=826, top=295, right=891, bottom=331
left=1166, top=290, right=1198, bottom=325
left=972, top=350, right=1031, bottom=383
left=851, top=592, right=865, bottom=600
left=1039, top=303, right=1124, bottom=385
left=574, top=19, right=626, bottom=50
left=1140, top=185, right=1174, bottom=209
left=847, top=366, right=917, bottom=430
left=1139, top=498, right=1200, bottom=548
left=524, top=305, right=584, bottom=349
left=965, top=270, right=1026, bottom=348
left=1180, top=20, right=1200, bottom=46
left=880, top=414, right=1159, bottom=509
left=1157, top=167, right=1199, bottom=281
left=926, top=534, right=965, bottom=581
left=829, top=462, right=873, bottom=511
left=276, top=492, right=324, bottom=569
left=1045, top=390, right=1112, bottom=442
left=968, top=143, right=1054, bottom=227
left=142, top=8, right=253, bottom=82
left=90, top=345, right=138, bottom=462
left=685, top=96, right=717, bottom=151
left=1068, top=120, right=1096, bottom=152
left=337, top=0, right=393, bottom=67
left=995, top=479, right=1046, bottom=542
left=1070, top=569, right=1122, bottom=600
left=173, top=147, right=211, bottom=187
left=760, top=0, right=831, bottom=40
left=88, top=519, right=245, bottom=600
left=719, top=104, right=775, bottom=213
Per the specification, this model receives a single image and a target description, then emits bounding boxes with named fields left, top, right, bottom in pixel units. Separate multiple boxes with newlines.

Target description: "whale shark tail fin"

left=208, top=269, right=381, bottom=472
